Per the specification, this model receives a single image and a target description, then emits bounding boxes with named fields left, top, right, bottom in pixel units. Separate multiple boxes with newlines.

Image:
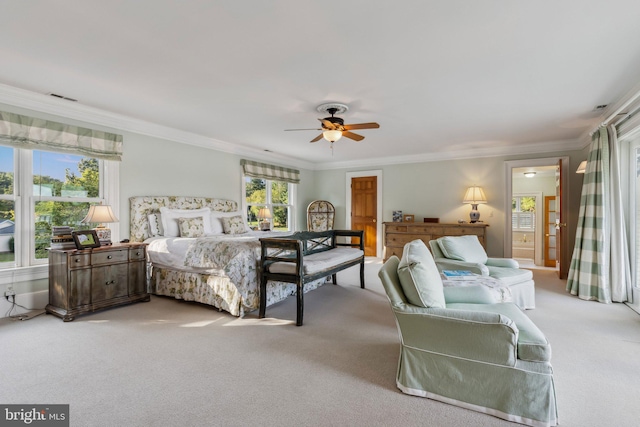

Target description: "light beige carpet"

left=1, top=260, right=639, bottom=426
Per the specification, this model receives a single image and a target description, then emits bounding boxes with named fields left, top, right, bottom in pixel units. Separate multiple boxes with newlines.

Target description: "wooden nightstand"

left=46, top=243, right=150, bottom=321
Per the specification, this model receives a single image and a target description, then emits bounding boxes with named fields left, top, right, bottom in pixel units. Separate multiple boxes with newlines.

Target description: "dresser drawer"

left=129, top=247, right=146, bottom=261
left=92, top=249, right=128, bottom=265
left=386, top=233, right=432, bottom=247
left=68, top=253, right=90, bottom=268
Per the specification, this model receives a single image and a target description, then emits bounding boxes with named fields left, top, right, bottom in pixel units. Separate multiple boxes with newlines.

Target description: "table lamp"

left=462, top=186, right=487, bottom=223
left=257, top=207, right=272, bottom=231
left=82, top=204, right=119, bottom=245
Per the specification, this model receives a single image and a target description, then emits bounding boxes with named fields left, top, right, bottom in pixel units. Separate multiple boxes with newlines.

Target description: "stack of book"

left=50, top=226, right=76, bottom=250
left=442, top=270, right=478, bottom=281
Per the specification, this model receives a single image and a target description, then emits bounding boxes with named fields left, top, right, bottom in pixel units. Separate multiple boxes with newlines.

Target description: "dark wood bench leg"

left=332, top=273, right=337, bottom=285
left=360, top=260, right=365, bottom=289
left=259, top=274, right=267, bottom=319
left=296, top=281, right=304, bottom=326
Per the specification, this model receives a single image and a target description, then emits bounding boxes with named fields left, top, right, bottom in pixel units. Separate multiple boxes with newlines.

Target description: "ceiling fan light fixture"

left=323, top=130, right=342, bottom=142
left=524, top=171, right=536, bottom=178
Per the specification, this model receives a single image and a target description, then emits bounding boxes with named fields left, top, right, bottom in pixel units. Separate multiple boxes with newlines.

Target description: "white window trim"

left=0, top=148, right=119, bottom=285
left=241, top=174, right=296, bottom=231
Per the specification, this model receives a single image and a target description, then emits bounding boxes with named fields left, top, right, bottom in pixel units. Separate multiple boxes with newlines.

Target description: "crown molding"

left=0, top=83, right=315, bottom=170
left=0, top=83, right=592, bottom=173
left=314, top=138, right=588, bottom=170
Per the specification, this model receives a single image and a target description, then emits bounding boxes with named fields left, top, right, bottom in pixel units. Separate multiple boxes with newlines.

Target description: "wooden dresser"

left=383, top=222, right=489, bottom=261
left=46, top=243, right=149, bottom=321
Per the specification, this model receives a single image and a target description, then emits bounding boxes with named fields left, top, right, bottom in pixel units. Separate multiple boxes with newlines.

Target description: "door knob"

left=373, top=219, right=376, bottom=223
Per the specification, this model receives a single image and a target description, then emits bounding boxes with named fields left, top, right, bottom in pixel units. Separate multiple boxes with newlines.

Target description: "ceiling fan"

left=285, top=103, right=380, bottom=143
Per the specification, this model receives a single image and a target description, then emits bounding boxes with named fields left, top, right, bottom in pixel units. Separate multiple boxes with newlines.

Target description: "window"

left=512, top=195, right=536, bottom=231
left=0, top=146, right=117, bottom=275
left=244, top=177, right=295, bottom=231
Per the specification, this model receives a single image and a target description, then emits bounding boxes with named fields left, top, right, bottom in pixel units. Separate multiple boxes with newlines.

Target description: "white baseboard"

left=0, top=290, right=48, bottom=318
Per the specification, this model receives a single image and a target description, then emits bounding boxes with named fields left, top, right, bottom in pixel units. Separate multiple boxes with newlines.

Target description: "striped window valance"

left=241, top=159, right=300, bottom=184
left=0, top=111, right=123, bottom=161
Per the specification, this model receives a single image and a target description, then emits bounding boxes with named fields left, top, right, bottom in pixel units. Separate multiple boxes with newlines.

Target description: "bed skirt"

left=149, top=265, right=326, bottom=317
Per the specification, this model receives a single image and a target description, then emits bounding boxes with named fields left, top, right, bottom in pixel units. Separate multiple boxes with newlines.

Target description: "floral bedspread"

left=151, top=233, right=325, bottom=317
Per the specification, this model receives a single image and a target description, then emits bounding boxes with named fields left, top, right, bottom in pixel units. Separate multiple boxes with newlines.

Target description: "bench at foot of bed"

left=259, top=230, right=365, bottom=326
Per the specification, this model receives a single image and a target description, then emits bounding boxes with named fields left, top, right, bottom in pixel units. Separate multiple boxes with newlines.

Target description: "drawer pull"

left=75, top=259, right=80, bottom=263
left=135, top=252, right=140, bottom=256
left=107, top=255, right=113, bottom=259
left=105, top=280, right=115, bottom=285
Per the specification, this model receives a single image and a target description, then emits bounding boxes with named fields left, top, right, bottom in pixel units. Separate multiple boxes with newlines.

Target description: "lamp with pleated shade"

left=82, top=204, right=119, bottom=245
left=462, top=186, right=488, bottom=223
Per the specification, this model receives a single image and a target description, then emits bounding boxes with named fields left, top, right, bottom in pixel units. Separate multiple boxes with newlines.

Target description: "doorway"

left=346, top=170, right=382, bottom=257
left=505, top=157, right=569, bottom=278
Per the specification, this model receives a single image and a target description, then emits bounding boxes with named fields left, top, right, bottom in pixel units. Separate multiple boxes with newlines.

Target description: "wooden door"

left=351, top=176, right=377, bottom=256
left=544, top=195, right=557, bottom=267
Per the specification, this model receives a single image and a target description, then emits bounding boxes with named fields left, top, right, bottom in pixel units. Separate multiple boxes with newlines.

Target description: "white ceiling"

left=2, top=1, right=640, bottom=169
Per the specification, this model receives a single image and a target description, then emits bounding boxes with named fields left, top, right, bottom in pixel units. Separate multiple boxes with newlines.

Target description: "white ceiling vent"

left=48, top=93, right=78, bottom=102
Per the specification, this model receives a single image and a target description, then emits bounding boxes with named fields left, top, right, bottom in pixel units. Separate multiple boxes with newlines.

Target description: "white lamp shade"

left=257, top=207, right=272, bottom=219
left=82, top=205, right=119, bottom=224
left=576, top=160, right=587, bottom=174
left=323, top=130, right=342, bottom=142
left=462, top=186, right=488, bottom=204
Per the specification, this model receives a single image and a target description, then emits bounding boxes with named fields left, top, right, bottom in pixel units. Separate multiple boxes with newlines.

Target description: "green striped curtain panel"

left=567, top=127, right=611, bottom=302
left=241, top=159, right=300, bottom=184
left=0, top=111, right=123, bottom=161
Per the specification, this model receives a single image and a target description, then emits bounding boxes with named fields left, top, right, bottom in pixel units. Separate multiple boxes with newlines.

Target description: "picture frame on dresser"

left=403, top=214, right=415, bottom=222
left=72, top=230, right=101, bottom=249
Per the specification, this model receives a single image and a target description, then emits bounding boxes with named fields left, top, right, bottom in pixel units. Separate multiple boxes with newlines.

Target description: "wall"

left=312, top=151, right=586, bottom=259
left=0, top=103, right=317, bottom=314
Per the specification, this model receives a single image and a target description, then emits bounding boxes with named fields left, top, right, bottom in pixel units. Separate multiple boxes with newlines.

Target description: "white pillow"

left=159, top=207, right=212, bottom=237
left=147, top=213, right=164, bottom=236
left=437, top=235, right=488, bottom=264
left=209, top=211, right=247, bottom=235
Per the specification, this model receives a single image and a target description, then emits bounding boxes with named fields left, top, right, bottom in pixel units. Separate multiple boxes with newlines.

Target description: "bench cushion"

left=488, top=266, right=534, bottom=286
left=268, top=247, right=363, bottom=275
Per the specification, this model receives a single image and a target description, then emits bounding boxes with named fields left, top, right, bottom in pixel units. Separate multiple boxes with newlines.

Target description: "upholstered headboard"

left=129, top=196, right=239, bottom=242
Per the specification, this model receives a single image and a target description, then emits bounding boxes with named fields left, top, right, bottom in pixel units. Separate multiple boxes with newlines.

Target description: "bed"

left=129, top=196, right=326, bottom=317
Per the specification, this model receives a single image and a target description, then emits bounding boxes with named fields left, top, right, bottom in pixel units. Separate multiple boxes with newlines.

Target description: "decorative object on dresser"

left=462, top=185, right=487, bottom=223
left=46, top=243, right=149, bottom=321
left=383, top=221, right=488, bottom=261
left=423, top=217, right=439, bottom=223
left=50, top=226, right=76, bottom=250
left=257, top=207, right=272, bottom=231
left=81, top=203, right=119, bottom=245
left=392, top=211, right=403, bottom=222
left=403, top=214, right=415, bottom=222
left=71, top=229, right=101, bottom=249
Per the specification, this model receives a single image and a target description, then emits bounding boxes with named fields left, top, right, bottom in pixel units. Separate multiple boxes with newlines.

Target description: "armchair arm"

left=486, top=258, right=520, bottom=268
left=394, top=306, right=518, bottom=366
left=432, top=258, right=490, bottom=276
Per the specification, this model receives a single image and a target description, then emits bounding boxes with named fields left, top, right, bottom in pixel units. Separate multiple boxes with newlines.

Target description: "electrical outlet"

left=5, top=285, right=15, bottom=297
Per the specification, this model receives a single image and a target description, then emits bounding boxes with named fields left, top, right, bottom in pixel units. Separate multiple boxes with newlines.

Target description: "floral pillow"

left=177, top=217, right=205, bottom=238
left=221, top=215, right=249, bottom=235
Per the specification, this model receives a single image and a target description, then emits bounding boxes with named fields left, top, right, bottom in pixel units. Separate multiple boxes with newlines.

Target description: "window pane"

left=0, top=199, right=15, bottom=263
left=33, top=151, right=99, bottom=198
left=245, top=178, right=266, bottom=204
left=272, top=206, right=289, bottom=231
left=271, top=181, right=289, bottom=205
left=34, top=201, right=92, bottom=259
left=0, top=146, right=13, bottom=195
left=246, top=205, right=263, bottom=230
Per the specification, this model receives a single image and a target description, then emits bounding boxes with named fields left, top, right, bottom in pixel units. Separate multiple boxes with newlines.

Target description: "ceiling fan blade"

left=319, top=118, right=338, bottom=130
left=342, top=131, right=365, bottom=141
left=343, top=122, right=380, bottom=130
left=285, top=128, right=322, bottom=131
left=310, top=134, right=323, bottom=142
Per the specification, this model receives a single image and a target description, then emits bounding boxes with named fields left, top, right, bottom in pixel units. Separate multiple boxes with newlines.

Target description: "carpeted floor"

left=1, top=259, right=639, bottom=426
